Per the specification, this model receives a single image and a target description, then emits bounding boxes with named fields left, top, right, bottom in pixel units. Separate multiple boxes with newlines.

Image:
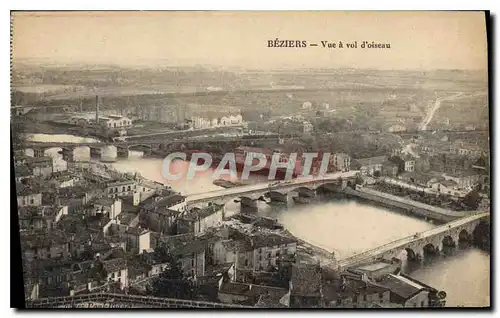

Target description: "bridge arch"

left=294, top=186, right=316, bottom=198
left=404, top=248, right=418, bottom=261
left=128, top=144, right=152, bottom=151
left=315, top=182, right=341, bottom=194
left=442, top=235, right=456, bottom=248
left=458, top=229, right=471, bottom=243
left=423, top=243, right=439, bottom=257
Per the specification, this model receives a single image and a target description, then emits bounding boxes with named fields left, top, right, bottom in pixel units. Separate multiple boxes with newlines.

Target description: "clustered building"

left=350, top=131, right=490, bottom=201
left=16, top=143, right=445, bottom=308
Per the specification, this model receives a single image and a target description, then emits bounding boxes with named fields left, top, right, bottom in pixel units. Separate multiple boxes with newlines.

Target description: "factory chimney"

left=95, top=95, right=99, bottom=125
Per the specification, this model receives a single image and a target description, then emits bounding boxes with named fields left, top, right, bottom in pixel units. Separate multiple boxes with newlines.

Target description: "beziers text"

left=268, top=39, right=307, bottom=48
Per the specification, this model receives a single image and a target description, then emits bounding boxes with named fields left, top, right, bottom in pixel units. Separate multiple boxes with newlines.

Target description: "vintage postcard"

left=11, top=11, right=490, bottom=309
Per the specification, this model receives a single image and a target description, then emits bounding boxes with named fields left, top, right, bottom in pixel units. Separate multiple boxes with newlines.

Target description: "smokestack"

left=95, top=95, right=99, bottom=124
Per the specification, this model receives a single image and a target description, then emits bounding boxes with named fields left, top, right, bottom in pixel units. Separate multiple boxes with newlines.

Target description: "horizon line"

left=12, top=57, right=488, bottom=73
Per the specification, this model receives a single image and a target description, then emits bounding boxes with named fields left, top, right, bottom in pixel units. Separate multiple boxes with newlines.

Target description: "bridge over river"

left=23, top=135, right=282, bottom=149
left=329, top=212, right=490, bottom=271
left=185, top=171, right=359, bottom=207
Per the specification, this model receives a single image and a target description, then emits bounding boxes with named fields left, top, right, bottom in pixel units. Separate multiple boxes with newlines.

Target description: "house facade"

left=332, top=153, right=351, bottom=172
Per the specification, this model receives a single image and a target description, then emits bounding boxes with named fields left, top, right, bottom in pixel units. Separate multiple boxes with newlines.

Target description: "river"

left=27, top=134, right=490, bottom=307
left=109, top=157, right=489, bottom=307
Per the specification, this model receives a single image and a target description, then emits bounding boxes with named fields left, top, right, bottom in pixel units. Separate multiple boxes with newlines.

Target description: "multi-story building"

left=105, top=179, right=137, bottom=198
left=450, top=140, right=488, bottom=159
left=92, top=198, right=123, bottom=220
left=190, top=112, right=244, bottom=129
left=163, top=234, right=206, bottom=280
left=102, top=258, right=129, bottom=290
left=21, top=230, right=70, bottom=262
left=251, top=234, right=298, bottom=271
left=18, top=205, right=68, bottom=231
left=303, top=121, right=314, bottom=134
left=177, top=204, right=225, bottom=236
left=332, top=153, right=351, bottom=172
left=125, top=227, right=151, bottom=254
left=351, top=156, right=388, bottom=176
left=442, top=169, right=482, bottom=190
left=324, top=274, right=391, bottom=308
left=378, top=274, right=432, bottom=308
left=16, top=183, right=43, bottom=207
left=69, top=113, right=133, bottom=129
left=212, top=232, right=298, bottom=280
left=402, top=154, right=416, bottom=172
left=25, top=156, right=53, bottom=178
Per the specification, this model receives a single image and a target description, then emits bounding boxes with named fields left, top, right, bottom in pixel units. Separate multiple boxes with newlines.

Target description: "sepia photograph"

left=10, top=11, right=490, bottom=309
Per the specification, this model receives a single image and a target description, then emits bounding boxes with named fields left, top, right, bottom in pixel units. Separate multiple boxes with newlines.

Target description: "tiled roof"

left=377, top=274, right=426, bottom=300
left=141, top=193, right=185, bottom=210
left=126, top=226, right=149, bottom=236
left=117, top=211, right=139, bottom=225
left=251, top=233, right=297, bottom=249
left=102, top=258, right=127, bottom=273
left=222, top=239, right=253, bottom=252
left=16, top=182, right=41, bottom=196
left=163, top=234, right=206, bottom=257
left=18, top=205, right=61, bottom=219
left=21, top=230, right=69, bottom=249
left=94, top=197, right=117, bottom=206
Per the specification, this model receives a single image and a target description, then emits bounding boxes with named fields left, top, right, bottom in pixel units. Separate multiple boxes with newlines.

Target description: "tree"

left=151, top=255, right=194, bottom=300
left=462, top=185, right=482, bottom=210
left=388, top=156, right=405, bottom=174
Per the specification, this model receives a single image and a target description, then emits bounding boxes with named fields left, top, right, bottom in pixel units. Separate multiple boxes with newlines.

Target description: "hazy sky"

left=12, top=11, right=488, bottom=70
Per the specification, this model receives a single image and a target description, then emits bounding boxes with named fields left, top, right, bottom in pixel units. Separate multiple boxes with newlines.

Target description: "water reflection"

left=22, top=134, right=491, bottom=307
left=24, top=133, right=101, bottom=143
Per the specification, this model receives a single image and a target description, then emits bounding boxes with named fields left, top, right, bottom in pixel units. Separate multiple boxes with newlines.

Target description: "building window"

left=363, top=294, right=367, bottom=301
left=421, top=301, right=425, bottom=307
left=30, top=198, right=34, bottom=205
left=128, top=186, right=131, bottom=191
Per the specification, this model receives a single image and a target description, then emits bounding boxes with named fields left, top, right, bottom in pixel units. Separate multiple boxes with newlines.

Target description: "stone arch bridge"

left=186, top=172, right=358, bottom=209
left=331, top=212, right=490, bottom=271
